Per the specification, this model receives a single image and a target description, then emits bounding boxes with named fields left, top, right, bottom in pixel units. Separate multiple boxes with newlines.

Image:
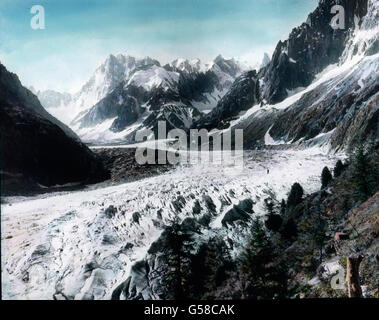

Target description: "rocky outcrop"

left=111, top=217, right=204, bottom=300
left=0, top=63, right=109, bottom=195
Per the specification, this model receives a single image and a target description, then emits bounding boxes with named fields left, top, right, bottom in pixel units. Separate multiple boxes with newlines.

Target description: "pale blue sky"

left=0, top=0, right=318, bottom=92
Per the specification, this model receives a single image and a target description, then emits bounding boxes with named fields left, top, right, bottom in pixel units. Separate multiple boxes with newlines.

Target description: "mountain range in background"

left=33, top=54, right=254, bottom=143
left=30, top=0, right=377, bottom=152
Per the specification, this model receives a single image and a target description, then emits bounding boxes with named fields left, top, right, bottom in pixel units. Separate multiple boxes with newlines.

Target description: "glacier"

left=1, top=148, right=342, bottom=299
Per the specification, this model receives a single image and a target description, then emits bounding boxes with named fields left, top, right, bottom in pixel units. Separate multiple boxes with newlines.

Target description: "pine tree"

left=352, top=146, right=376, bottom=201
left=280, top=199, right=286, bottom=215
left=333, top=160, right=344, bottom=178
left=264, top=198, right=275, bottom=215
left=159, top=217, right=194, bottom=300
left=321, top=167, right=333, bottom=189
left=287, top=183, right=304, bottom=207
left=264, top=198, right=282, bottom=232
left=238, top=218, right=287, bottom=299
left=265, top=214, right=283, bottom=232
left=189, top=237, right=233, bottom=299
left=312, top=211, right=328, bottom=264
left=280, top=218, right=298, bottom=240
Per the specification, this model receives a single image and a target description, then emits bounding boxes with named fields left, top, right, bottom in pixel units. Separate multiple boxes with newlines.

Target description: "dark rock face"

left=173, top=56, right=244, bottom=110
left=0, top=63, right=109, bottom=195
left=242, top=108, right=278, bottom=148
left=0, top=64, right=78, bottom=141
left=240, top=54, right=378, bottom=151
left=262, top=0, right=368, bottom=103
left=77, top=78, right=202, bottom=137
left=195, top=70, right=259, bottom=130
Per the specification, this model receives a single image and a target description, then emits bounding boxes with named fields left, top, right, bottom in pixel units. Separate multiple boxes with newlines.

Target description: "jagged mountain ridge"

left=73, top=54, right=161, bottom=114
left=261, top=0, right=369, bottom=104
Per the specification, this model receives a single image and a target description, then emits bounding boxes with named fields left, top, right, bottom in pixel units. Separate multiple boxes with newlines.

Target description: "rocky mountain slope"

left=0, top=63, right=109, bottom=195
left=199, top=0, right=378, bottom=152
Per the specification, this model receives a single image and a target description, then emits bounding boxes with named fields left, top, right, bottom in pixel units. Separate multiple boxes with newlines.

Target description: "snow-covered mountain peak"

left=67, top=54, right=159, bottom=118
left=212, top=55, right=244, bottom=78
left=126, top=65, right=179, bottom=91
left=213, top=54, right=226, bottom=64
left=136, top=56, right=161, bottom=68
left=170, top=58, right=202, bottom=73
left=260, top=52, right=271, bottom=69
